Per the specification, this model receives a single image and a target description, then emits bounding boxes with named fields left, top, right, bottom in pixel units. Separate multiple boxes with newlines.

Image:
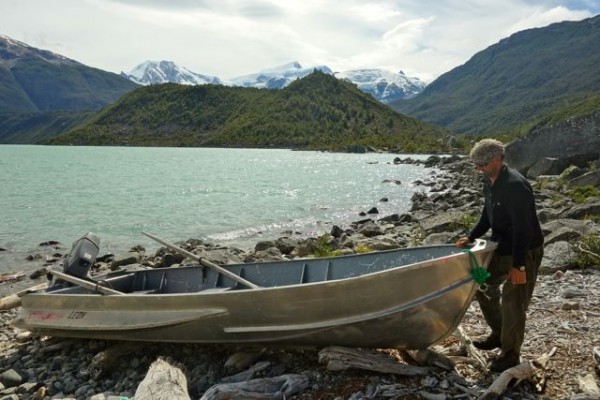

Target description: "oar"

left=142, top=232, right=260, bottom=289
left=48, top=268, right=124, bottom=295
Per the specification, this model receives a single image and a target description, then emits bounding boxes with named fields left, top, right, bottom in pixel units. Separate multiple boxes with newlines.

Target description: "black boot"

left=473, top=335, right=501, bottom=350
left=490, top=351, right=520, bottom=372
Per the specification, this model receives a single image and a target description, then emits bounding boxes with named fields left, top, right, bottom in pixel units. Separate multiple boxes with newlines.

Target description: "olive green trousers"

left=475, top=246, right=543, bottom=355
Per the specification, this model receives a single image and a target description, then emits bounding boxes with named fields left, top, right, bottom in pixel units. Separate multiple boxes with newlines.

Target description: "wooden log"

left=478, top=360, right=534, bottom=400
left=0, top=282, right=48, bottom=311
left=135, top=357, right=190, bottom=400
left=200, top=374, right=310, bottom=400
left=318, top=346, right=429, bottom=376
left=479, top=348, right=557, bottom=400
left=88, top=341, right=147, bottom=379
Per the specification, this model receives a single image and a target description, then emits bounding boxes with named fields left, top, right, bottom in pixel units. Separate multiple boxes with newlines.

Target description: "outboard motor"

left=63, top=232, right=100, bottom=279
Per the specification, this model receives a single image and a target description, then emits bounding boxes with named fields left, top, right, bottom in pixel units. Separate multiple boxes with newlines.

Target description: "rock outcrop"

left=505, top=109, right=600, bottom=177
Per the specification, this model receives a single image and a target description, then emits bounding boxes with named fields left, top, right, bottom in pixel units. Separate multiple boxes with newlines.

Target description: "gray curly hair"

left=470, top=139, right=505, bottom=165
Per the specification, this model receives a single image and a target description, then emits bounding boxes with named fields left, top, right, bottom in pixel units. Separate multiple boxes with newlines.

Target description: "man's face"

left=474, top=155, right=502, bottom=180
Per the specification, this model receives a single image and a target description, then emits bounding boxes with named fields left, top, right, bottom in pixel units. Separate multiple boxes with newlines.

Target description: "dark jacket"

left=468, top=164, right=544, bottom=266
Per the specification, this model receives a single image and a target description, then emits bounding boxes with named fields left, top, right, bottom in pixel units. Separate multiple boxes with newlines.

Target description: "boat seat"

left=130, top=289, right=157, bottom=295
left=200, top=287, right=231, bottom=293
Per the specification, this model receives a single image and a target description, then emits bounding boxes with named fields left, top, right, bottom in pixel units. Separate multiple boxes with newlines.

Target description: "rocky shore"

left=1, top=155, right=599, bottom=400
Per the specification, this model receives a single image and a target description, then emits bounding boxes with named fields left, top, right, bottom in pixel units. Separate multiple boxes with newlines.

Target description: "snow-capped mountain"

left=0, top=33, right=79, bottom=67
left=120, top=60, right=426, bottom=102
left=121, top=60, right=222, bottom=86
left=227, top=61, right=333, bottom=89
left=335, top=69, right=426, bottom=103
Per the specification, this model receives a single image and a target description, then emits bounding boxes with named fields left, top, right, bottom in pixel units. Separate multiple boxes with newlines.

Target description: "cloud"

left=0, top=0, right=597, bottom=82
left=506, top=5, right=594, bottom=34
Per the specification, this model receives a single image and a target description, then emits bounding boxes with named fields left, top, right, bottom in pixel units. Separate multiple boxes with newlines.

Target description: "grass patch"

left=450, top=213, right=480, bottom=231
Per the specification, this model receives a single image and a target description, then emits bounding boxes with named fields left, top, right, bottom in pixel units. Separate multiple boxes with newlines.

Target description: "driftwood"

left=406, top=348, right=455, bottom=370
left=200, top=373, right=310, bottom=400
left=479, top=347, right=557, bottom=400
left=0, top=282, right=48, bottom=311
left=224, top=349, right=265, bottom=373
left=0, top=271, right=25, bottom=284
left=221, top=361, right=271, bottom=384
left=577, top=374, right=600, bottom=399
left=532, top=346, right=557, bottom=392
left=594, top=347, right=600, bottom=375
left=454, top=326, right=488, bottom=371
left=88, top=341, right=147, bottom=379
left=479, top=360, right=534, bottom=400
left=134, top=357, right=190, bottom=400
left=318, top=346, right=429, bottom=376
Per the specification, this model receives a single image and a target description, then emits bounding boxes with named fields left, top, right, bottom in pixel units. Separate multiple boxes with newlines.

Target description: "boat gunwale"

left=26, top=240, right=495, bottom=298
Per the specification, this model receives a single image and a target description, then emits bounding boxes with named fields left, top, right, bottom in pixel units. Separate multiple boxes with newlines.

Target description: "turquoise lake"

left=0, top=145, right=435, bottom=274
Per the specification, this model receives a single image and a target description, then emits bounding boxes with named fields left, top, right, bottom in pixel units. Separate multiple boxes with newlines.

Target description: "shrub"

left=450, top=213, right=479, bottom=232
left=575, top=234, right=600, bottom=269
left=410, top=225, right=426, bottom=246
left=355, top=244, right=373, bottom=254
left=312, top=235, right=335, bottom=258
left=567, top=185, right=600, bottom=204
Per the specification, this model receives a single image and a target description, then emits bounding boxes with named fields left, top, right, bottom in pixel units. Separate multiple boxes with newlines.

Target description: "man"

left=456, top=138, right=544, bottom=373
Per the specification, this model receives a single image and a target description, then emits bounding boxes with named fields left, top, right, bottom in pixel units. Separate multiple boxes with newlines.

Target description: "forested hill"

left=50, top=71, right=454, bottom=152
left=390, top=14, right=600, bottom=136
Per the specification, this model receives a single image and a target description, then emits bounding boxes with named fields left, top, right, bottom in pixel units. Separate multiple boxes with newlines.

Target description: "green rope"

left=463, top=249, right=491, bottom=285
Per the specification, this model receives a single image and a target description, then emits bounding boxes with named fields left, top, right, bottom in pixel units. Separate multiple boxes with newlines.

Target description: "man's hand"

left=508, top=268, right=527, bottom=285
left=455, top=237, right=472, bottom=248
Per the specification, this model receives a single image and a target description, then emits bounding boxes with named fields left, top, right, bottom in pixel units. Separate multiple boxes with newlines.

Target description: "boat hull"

left=14, top=240, right=496, bottom=349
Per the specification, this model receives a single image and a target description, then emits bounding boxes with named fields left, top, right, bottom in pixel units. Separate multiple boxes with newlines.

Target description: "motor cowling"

left=62, top=232, right=100, bottom=279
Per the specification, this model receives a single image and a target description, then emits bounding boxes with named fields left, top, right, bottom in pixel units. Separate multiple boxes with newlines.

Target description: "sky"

left=1, top=0, right=598, bottom=83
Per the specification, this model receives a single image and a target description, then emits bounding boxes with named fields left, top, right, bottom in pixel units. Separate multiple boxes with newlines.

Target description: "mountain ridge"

left=0, top=34, right=138, bottom=113
left=121, top=60, right=222, bottom=86
left=0, top=34, right=139, bottom=143
left=390, top=14, right=600, bottom=136
left=122, top=59, right=426, bottom=103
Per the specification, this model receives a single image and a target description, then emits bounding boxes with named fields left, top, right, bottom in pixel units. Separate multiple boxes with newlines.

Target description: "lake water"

left=0, top=145, right=435, bottom=274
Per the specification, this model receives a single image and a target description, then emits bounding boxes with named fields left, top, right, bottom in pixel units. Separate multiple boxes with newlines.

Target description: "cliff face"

left=505, top=110, right=600, bottom=177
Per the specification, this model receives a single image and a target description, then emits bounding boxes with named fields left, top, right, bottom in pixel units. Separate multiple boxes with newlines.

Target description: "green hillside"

left=0, top=110, right=93, bottom=144
left=0, top=67, right=37, bottom=111
left=0, top=34, right=139, bottom=112
left=508, top=93, right=600, bottom=138
left=50, top=72, right=454, bottom=152
left=390, top=15, right=600, bottom=136
left=6, top=59, right=138, bottom=111
left=0, top=34, right=139, bottom=144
